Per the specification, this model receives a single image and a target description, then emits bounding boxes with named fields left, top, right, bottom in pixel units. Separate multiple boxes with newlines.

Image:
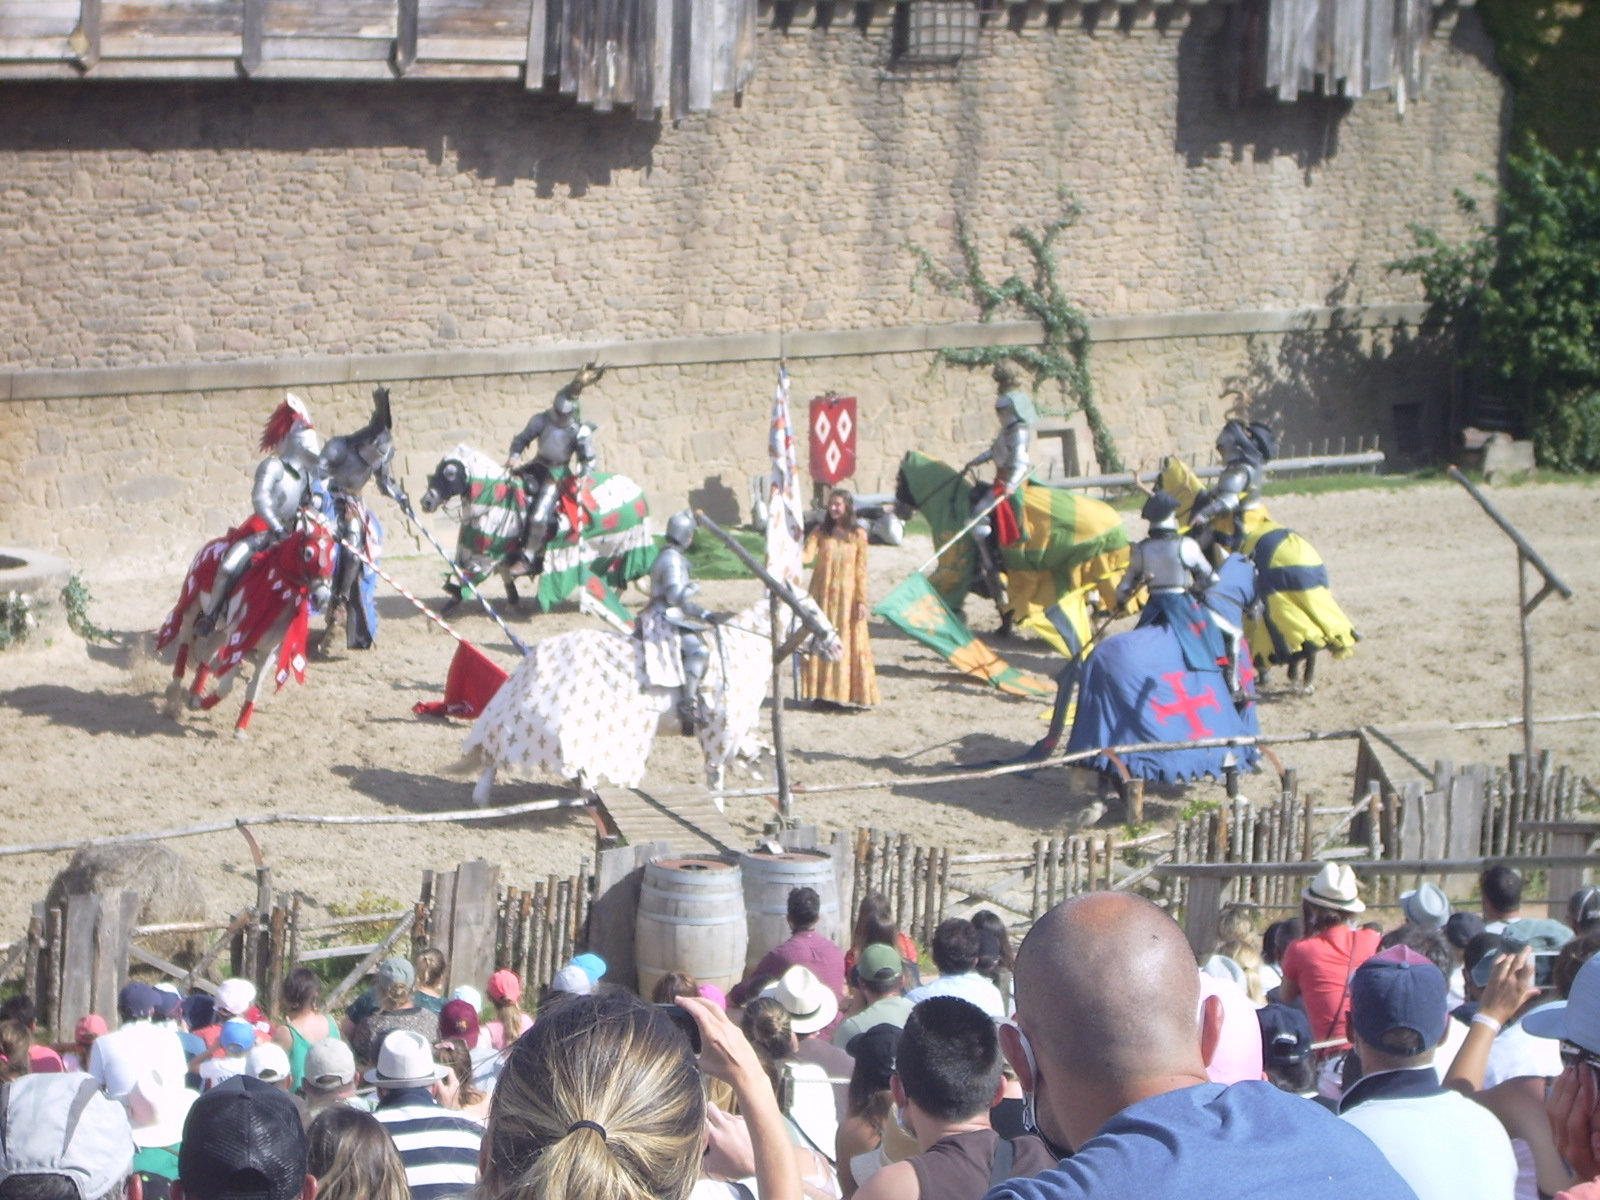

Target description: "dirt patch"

left=2, top=479, right=1598, bottom=938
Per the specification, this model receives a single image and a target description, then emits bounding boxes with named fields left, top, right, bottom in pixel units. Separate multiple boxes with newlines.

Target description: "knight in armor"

left=1191, top=418, right=1277, bottom=551
left=503, top=363, right=604, bottom=575
left=1116, top=492, right=1248, bottom=702
left=317, top=387, right=408, bottom=650
left=195, top=395, right=323, bottom=637
left=647, top=510, right=716, bottom=734
left=965, top=363, right=1037, bottom=545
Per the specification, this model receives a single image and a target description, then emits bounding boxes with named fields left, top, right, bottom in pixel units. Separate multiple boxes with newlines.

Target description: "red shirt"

left=1281, top=924, right=1381, bottom=1047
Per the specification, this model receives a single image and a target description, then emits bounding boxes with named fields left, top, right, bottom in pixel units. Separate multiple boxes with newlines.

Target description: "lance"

left=393, top=497, right=530, bottom=657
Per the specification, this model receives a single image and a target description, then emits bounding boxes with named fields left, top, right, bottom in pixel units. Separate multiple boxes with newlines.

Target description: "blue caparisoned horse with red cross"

left=1065, top=552, right=1262, bottom=784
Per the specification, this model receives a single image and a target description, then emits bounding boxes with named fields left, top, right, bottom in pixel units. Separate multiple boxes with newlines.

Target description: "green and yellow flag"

left=875, top=574, right=1054, bottom=699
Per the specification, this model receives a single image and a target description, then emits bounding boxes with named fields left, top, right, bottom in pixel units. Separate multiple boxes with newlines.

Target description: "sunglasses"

left=1560, top=1041, right=1600, bottom=1073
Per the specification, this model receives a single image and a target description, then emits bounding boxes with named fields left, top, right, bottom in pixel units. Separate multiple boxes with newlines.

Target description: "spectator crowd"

left=1, top=868, right=1599, bottom=1200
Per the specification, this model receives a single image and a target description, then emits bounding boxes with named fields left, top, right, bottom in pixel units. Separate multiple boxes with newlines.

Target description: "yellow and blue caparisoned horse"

left=1158, top=459, right=1358, bottom=677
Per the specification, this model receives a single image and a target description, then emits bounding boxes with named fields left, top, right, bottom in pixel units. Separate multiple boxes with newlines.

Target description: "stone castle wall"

left=0, top=7, right=1503, bottom=573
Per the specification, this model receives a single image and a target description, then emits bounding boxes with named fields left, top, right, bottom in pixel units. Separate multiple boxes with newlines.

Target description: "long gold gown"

left=800, top=526, right=878, bottom=707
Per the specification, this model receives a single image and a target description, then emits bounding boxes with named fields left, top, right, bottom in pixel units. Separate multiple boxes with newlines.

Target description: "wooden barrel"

left=739, top=849, right=841, bottom=972
left=635, top=857, right=748, bottom=1000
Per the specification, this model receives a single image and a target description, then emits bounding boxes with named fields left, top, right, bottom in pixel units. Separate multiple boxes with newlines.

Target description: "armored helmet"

left=260, top=393, right=323, bottom=474
left=992, top=363, right=1022, bottom=392
left=1140, top=491, right=1180, bottom=532
left=552, top=391, right=577, bottom=418
left=1216, top=419, right=1276, bottom=467
left=665, top=510, right=697, bottom=550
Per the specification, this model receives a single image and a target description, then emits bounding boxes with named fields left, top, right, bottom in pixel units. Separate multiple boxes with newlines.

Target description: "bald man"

left=985, top=894, right=1417, bottom=1200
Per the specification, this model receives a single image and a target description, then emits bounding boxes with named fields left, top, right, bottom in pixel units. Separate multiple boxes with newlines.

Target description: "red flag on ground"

left=412, top=640, right=509, bottom=719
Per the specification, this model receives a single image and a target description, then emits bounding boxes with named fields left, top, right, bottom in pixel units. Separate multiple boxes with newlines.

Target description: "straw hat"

left=1301, top=862, right=1365, bottom=914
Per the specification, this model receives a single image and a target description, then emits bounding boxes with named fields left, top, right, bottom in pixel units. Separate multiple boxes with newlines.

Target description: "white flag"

left=765, top=366, right=806, bottom=590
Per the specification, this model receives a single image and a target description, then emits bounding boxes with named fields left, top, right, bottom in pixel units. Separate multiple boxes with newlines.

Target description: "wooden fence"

left=0, top=857, right=595, bottom=1037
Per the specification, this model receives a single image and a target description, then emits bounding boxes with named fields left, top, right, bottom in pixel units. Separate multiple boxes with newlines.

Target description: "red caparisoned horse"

left=156, top=511, right=337, bottom=736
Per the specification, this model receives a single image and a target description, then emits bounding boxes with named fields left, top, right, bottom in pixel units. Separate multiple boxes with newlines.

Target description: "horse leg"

left=504, top=571, right=521, bottom=609
left=234, top=653, right=270, bottom=740
left=1300, top=647, right=1317, bottom=695
left=473, top=764, right=497, bottom=808
left=187, top=662, right=216, bottom=711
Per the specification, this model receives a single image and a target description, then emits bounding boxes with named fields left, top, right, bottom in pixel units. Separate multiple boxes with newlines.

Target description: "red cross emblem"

left=1150, top=672, right=1220, bottom=738
left=809, top=394, right=857, bottom=485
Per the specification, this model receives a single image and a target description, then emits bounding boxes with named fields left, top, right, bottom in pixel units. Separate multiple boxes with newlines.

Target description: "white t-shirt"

left=903, top=972, right=1005, bottom=1020
left=1341, top=1074, right=1518, bottom=1200
left=1483, top=1013, right=1563, bottom=1089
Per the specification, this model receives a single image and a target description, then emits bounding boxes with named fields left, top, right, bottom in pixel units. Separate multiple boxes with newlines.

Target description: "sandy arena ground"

left=3, top=479, right=1599, bottom=939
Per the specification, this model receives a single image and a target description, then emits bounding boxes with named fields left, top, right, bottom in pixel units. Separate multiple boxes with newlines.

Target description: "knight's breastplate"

left=256, top=458, right=308, bottom=526
left=536, top=422, right=579, bottom=468
left=992, top=425, right=1030, bottom=477
left=321, top=437, right=379, bottom=494
left=1238, top=462, right=1265, bottom=510
left=650, top=547, right=692, bottom=609
left=1140, top=536, right=1191, bottom=592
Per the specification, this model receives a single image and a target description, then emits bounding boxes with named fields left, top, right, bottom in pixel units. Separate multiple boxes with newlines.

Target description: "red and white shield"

left=808, top=394, right=857, bottom=485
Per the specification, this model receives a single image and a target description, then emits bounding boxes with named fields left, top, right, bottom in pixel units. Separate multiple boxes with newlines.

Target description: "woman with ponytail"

left=478, top=990, right=800, bottom=1200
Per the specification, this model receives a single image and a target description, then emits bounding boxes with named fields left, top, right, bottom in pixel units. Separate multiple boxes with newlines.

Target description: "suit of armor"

left=319, top=388, right=407, bottom=637
left=197, top=399, right=322, bottom=636
left=971, top=417, right=1033, bottom=495
left=1115, top=532, right=1217, bottom=608
left=649, top=513, right=713, bottom=730
left=1192, top=460, right=1266, bottom=527
left=506, top=386, right=600, bottom=568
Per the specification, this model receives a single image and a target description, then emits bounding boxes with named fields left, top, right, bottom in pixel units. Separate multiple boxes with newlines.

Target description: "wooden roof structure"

left=0, top=0, right=1473, bottom=117
left=0, top=0, right=757, bottom=118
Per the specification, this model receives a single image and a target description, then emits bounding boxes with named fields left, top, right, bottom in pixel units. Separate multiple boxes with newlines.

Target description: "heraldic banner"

left=875, top=573, right=1053, bottom=699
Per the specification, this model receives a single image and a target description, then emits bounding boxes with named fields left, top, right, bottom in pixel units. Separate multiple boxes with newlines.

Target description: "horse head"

left=281, top=512, right=338, bottom=612
left=893, top=456, right=916, bottom=521
left=420, top=457, right=469, bottom=514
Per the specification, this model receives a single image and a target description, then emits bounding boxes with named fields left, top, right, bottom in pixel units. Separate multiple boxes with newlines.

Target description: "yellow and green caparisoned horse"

left=893, top=450, right=1131, bottom=660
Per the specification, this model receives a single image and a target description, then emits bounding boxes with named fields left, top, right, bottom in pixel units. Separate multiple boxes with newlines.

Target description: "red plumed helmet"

left=259, top=393, right=314, bottom=452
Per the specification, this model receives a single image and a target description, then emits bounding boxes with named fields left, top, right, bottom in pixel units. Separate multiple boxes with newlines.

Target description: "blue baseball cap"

left=1350, top=945, right=1447, bottom=1048
left=1257, top=1002, right=1312, bottom=1067
left=1526, top=954, right=1600, bottom=1055
left=570, top=953, right=607, bottom=983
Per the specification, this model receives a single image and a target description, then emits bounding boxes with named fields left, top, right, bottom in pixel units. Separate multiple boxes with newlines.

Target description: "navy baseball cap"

left=1256, top=1003, right=1312, bottom=1067
left=1350, top=945, right=1448, bottom=1049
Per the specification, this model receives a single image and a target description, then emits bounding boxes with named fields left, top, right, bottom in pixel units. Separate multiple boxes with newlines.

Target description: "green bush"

left=1392, top=140, right=1600, bottom=469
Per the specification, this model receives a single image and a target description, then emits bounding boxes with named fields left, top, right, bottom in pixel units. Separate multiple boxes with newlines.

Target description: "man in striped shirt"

left=368, top=1030, right=483, bottom=1200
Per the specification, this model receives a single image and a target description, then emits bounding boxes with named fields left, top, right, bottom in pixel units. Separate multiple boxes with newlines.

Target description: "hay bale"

left=46, top=843, right=209, bottom=968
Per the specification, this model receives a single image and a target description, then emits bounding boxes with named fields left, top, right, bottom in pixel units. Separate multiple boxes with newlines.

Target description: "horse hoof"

left=233, top=728, right=249, bottom=742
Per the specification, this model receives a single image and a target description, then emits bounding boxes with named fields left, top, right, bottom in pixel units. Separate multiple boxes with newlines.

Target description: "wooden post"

left=27, top=908, right=46, bottom=1031
left=1126, top=779, right=1144, bottom=826
left=1519, top=553, right=1536, bottom=781
left=1031, top=840, right=1046, bottom=920
left=770, top=593, right=793, bottom=824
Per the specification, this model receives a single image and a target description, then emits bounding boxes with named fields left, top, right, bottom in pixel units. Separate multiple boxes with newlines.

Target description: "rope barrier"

left=9, top=711, right=1597, bottom=860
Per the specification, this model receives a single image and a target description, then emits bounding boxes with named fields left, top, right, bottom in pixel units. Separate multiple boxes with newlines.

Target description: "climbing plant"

left=911, top=193, right=1124, bottom=472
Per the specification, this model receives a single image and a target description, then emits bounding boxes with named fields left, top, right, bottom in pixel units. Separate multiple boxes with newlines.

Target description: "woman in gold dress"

left=801, top=489, right=878, bottom=708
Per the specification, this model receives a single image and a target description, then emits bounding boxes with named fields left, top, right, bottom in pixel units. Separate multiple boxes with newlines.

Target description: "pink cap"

left=1196, top=970, right=1264, bottom=1085
left=75, top=1014, right=109, bottom=1042
left=696, top=983, right=728, bottom=1011
left=487, top=969, right=523, bottom=1005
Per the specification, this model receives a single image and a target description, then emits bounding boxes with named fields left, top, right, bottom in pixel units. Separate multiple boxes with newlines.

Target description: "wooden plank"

left=240, top=0, right=262, bottom=72
left=1183, top=876, right=1224, bottom=961
left=397, top=0, right=418, bottom=72
left=1397, top=781, right=1424, bottom=861
left=521, top=0, right=542, bottom=83
left=415, top=35, right=526, bottom=60
left=687, top=0, right=711, bottom=111
left=258, top=35, right=394, bottom=59
left=59, top=896, right=98, bottom=1033
left=95, top=34, right=241, bottom=57
left=591, top=786, right=735, bottom=855
left=589, top=841, right=667, bottom=993
left=446, top=858, right=500, bottom=998
left=72, top=0, right=100, bottom=67
left=92, top=891, right=140, bottom=1020
left=1548, top=830, right=1592, bottom=921
left=100, top=1, right=243, bottom=37
left=0, top=36, right=72, bottom=57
